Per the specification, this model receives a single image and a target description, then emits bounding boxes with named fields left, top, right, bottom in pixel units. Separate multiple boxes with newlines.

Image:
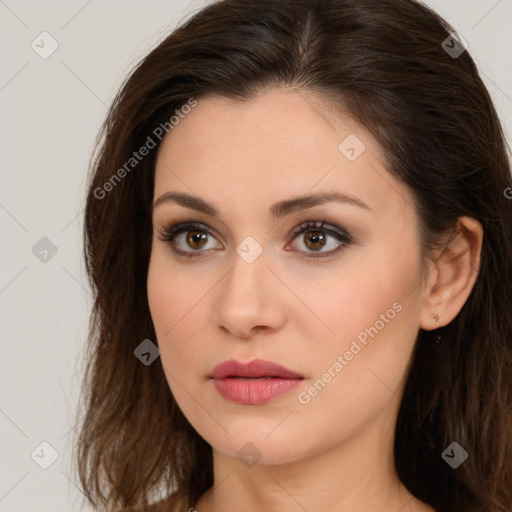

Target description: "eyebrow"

left=152, top=190, right=371, bottom=220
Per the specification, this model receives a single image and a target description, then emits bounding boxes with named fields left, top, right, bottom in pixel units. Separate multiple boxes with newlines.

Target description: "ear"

left=419, top=216, right=483, bottom=330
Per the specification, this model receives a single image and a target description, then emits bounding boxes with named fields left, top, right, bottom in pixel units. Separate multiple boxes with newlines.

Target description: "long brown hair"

left=74, top=1, right=512, bottom=511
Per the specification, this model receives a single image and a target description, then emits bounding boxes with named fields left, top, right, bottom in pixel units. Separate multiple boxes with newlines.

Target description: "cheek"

left=147, top=248, right=201, bottom=335
left=293, top=291, right=420, bottom=447
left=147, top=254, right=187, bottom=366
left=147, top=252, right=211, bottom=391
left=305, top=255, right=418, bottom=346
left=147, top=256, right=174, bottom=337
left=301, top=244, right=422, bottom=388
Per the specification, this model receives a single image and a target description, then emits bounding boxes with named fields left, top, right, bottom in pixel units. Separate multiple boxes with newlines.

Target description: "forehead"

left=153, top=89, right=413, bottom=221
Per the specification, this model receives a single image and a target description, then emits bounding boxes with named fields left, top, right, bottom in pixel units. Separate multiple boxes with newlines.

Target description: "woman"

left=74, top=0, right=512, bottom=511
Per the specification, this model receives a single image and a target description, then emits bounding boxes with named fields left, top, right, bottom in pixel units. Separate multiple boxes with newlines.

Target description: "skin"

left=147, top=88, right=483, bottom=512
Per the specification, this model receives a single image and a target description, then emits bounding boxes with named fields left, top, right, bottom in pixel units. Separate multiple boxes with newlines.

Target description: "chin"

left=223, top=438, right=308, bottom=466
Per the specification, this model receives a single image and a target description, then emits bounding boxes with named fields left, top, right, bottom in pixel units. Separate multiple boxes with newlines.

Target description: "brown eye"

left=289, top=220, right=353, bottom=259
left=158, top=221, right=222, bottom=258
left=302, top=230, right=327, bottom=251
left=184, top=231, right=209, bottom=250
left=158, top=219, right=353, bottom=260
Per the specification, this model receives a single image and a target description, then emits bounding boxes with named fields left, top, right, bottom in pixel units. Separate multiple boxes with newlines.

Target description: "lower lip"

left=212, top=377, right=303, bottom=405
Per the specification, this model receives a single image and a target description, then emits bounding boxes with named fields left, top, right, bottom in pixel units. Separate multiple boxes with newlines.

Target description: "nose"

left=212, top=249, right=286, bottom=339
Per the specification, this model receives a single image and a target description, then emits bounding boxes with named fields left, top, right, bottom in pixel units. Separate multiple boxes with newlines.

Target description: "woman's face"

left=147, top=89, right=432, bottom=465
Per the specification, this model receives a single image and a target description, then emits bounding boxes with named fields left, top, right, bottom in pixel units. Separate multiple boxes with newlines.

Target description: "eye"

left=157, top=221, right=222, bottom=258
left=287, top=220, right=353, bottom=259
left=156, top=219, right=353, bottom=259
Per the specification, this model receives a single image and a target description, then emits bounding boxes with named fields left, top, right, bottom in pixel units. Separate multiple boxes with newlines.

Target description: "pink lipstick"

left=209, top=359, right=304, bottom=405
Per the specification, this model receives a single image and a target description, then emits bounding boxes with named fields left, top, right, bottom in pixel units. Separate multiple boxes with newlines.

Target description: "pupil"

left=306, top=231, right=325, bottom=250
left=187, top=231, right=207, bottom=249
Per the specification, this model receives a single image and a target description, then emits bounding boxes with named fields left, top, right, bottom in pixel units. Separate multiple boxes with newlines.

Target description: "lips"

left=209, top=359, right=303, bottom=379
left=209, top=359, right=304, bottom=405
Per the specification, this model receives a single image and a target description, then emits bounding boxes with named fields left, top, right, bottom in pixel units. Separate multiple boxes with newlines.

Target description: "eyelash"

left=156, top=218, right=353, bottom=260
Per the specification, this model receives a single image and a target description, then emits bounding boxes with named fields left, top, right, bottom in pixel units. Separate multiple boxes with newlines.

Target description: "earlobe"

left=419, top=216, right=483, bottom=331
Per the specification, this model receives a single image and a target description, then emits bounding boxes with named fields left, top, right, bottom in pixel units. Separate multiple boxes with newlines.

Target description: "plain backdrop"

left=1, top=1, right=511, bottom=511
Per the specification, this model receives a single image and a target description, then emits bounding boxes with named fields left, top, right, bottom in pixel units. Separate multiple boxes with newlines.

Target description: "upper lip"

left=210, top=359, right=304, bottom=379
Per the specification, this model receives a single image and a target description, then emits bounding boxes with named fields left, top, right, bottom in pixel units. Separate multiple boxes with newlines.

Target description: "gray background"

left=1, top=1, right=511, bottom=511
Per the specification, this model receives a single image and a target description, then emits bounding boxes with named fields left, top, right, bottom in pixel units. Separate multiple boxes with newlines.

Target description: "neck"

left=195, top=396, right=434, bottom=512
